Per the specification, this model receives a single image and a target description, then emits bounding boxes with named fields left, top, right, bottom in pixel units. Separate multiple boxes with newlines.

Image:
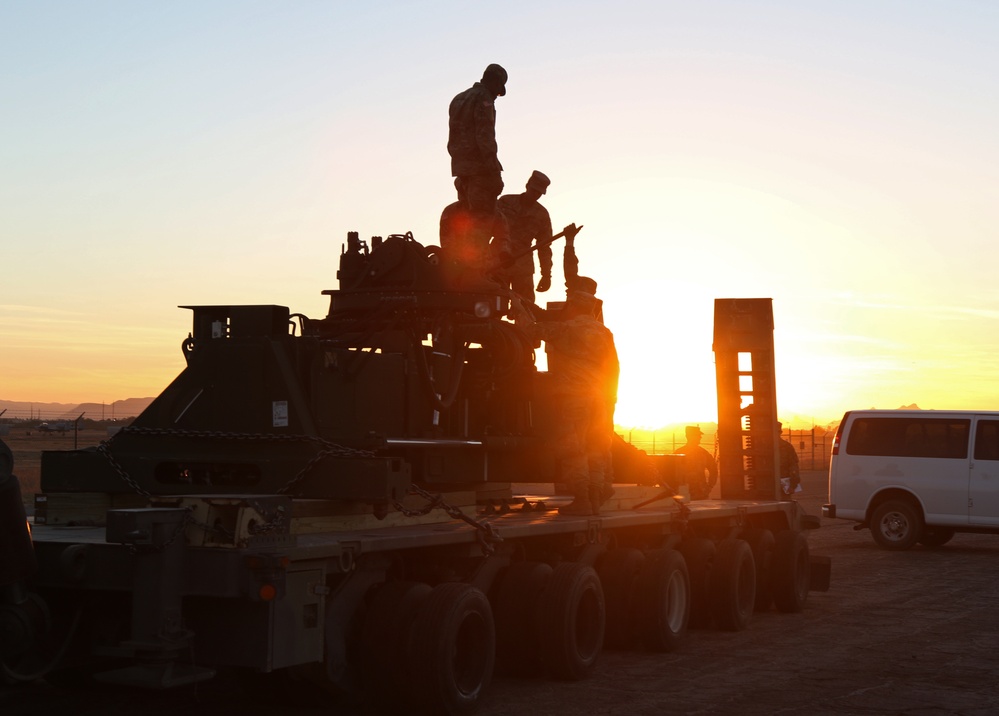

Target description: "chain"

left=96, top=440, right=154, bottom=498
left=158, top=508, right=193, bottom=550
left=245, top=501, right=287, bottom=536
left=674, top=498, right=691, bottom=532
left=394, top=483, right=503, bottom=555
left=99, top=427, right=501, bottom=551
left=97, top=426, right=376, bottom=497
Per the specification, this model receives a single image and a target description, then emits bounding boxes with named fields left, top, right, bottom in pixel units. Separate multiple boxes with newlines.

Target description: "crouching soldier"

left=512, top=276, right=619, bottom=515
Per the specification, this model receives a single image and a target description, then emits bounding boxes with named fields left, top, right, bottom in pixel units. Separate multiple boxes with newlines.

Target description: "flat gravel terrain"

left=5, top=469, right=999, bottom=715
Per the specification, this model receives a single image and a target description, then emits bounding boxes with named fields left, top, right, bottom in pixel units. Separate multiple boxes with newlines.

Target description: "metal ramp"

left=713, top=299, right=782, bottom=501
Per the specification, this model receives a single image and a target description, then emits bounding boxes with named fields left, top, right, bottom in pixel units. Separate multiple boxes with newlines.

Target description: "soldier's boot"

left=559, top=483, right=594, bottom=516
left=588, top=483, right=614, bottom=513
left=590, top=482, right=615, bottom=512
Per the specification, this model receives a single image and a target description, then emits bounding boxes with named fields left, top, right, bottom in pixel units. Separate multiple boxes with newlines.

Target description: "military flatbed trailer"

left=1, top=233, right=831, bottom=714
left=11, top=485, right=826, bottom=715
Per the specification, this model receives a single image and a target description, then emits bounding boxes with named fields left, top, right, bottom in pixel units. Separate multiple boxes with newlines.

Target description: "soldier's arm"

left=563, top=237, right=579, bottom=288
left=516, top=308, right=569, bottom=345
left=706, top=451, right=719, bottom=481
left=537, top=208, right=554, bottom=276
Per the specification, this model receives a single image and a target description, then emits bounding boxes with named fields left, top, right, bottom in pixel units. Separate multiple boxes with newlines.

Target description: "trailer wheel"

left=919, top=527, right=956, bottom=548
left=492, top=561, right=552, bottom=677
left=709, top=538, right=756, bottom=631
left=411, top=583, right=495, bottom=716
left=360, top=580, right=432, bottom=711
left=871, top=499, right=923, bottom=550
left=743, top=528, right=776, bottom=612
left=678, top=537, right=716, bottom=629
left=633, top=548, right=689, bottom=652
left=772, top=531, right=810, bottom=613
left=595, top=548, right=646, bottom=649
left=538, top=562, right=605, bottom=681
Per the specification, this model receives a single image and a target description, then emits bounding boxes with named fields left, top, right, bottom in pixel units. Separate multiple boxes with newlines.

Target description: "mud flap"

left=809, top=555, right=831, bottom=592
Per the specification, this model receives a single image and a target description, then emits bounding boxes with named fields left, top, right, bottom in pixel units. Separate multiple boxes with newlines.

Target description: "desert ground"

left=4, top=458, right=999, bottom=715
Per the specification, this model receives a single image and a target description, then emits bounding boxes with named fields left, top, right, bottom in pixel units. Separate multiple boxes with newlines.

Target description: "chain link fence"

left=621, top=427, right=833, bottom=471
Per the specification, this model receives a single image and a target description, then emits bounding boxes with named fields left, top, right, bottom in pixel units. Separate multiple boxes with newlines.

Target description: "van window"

left=974, top=420, right=999, bottom=461
left=846, top=417, right=970, bottom=459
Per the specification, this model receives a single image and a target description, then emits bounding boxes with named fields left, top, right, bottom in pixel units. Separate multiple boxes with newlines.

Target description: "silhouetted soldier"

left=512, top=277, right=619, bottom=515
left=557, top=223, right=603, bottom=322
left=778, top=421, right=801, bottom=496
left=448, top=64, right=507, bottom=256
left=439, top=177, right=510, bottom=287
left=673, top=425, right=718, bottom=500
left=496, top=171, right=554, bottom=303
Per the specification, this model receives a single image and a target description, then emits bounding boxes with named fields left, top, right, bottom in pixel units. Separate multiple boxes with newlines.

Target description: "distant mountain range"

left=0, top=398, right=155, bottom=421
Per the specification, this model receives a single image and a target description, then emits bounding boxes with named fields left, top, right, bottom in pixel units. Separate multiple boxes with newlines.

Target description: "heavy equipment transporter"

left=1, top=231, right=828, bottom=714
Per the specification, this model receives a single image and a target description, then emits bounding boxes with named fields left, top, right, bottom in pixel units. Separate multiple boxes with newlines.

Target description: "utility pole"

left=73, top=412, right=85, bottom=449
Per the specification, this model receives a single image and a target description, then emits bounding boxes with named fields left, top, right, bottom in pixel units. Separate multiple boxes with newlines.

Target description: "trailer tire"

left=870, top=499, right=923, bottom=550
left=634, top=548, right=689, bottom=652
left=411, top=583, right=495, bottom=716
left=492, top=561, right=552, bottom=676
left=538, top=562, right=605, bottom=681
left=919, top=527, right=956, bottom=548
left=595, top=548, right=646, bottom=649
left=772, top=531, right=810, bottom=613
left=678, top=537, right=716, bottom=629
left=360, top=580, right=432, bottom=711
left=743, top=528, right=776, bottom=612
left=709, top=538, right=756, bottom=631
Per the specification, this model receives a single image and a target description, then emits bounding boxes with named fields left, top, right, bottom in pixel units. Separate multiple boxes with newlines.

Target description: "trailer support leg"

left=97, top=508, right=215, bottom=688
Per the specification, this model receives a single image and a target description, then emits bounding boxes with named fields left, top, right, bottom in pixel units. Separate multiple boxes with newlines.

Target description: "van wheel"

left=870, top=499, right=923, bottom=550
left=918, top=527, right=955, bottom=548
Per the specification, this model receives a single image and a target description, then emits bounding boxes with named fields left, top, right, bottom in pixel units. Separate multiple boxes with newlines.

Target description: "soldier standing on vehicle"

left=512, top=276, right=619, bottom=515
left=448, top=64, right=507, bottom=254
left=439, top=177, right=509, bottom=281
left=673, top=425, right=718, bottom=500
left=497, top=171, right=554, bottom=303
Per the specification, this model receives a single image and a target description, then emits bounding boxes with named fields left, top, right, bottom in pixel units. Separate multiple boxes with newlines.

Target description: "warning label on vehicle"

left=272, top=400, right=289, bottom=427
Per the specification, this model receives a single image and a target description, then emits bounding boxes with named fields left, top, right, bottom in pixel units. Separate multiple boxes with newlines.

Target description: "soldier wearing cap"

left=512, top=276, right=620, bottom=516
left=673, top=425, right=718, bottom=500
left=448, top=64, right=508, bottom=255
left=777, top=421, right=800, bottom=496
left=497, top=170, right=554, bottom=303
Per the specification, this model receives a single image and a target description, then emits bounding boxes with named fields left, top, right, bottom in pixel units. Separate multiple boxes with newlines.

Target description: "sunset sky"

left=3, top=1, right=998, bottom=428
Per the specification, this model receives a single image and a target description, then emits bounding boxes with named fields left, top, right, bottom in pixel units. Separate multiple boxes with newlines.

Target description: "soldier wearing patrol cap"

left=673, top=425, right=718, bottom=500
left=497, top=170, right=554, bottom=304
left=511, top=276, right=620, bottom=516
left=447, top=64, right=508, bottom=257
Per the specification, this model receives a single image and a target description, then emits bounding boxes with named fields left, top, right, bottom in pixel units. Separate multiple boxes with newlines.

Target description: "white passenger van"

left=823, top=410, right=999, bottom=550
